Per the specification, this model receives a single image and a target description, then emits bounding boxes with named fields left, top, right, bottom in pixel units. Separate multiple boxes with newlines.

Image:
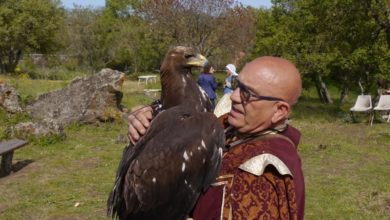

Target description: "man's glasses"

left=231, top=77, right=285, bottom=103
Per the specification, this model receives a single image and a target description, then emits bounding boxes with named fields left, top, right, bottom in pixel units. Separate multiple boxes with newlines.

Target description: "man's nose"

left=230, top=89, right=241, bottom=103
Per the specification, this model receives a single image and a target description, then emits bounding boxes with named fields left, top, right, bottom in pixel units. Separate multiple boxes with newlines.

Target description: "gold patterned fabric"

left=192, top=126, right=304, bottom=220
left=219, top=139, right=298, bottom=220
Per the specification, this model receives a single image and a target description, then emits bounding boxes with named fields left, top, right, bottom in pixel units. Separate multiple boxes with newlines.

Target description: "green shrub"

left=63, top=57, right=79, bottom=71
left=28, top=133, right=66, bottom=146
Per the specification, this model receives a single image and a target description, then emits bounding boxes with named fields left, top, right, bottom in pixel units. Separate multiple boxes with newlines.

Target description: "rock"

left=8, top=119, right=65, bottom=138
left=26, top=68, right=125, bottom=126
left=0, top=82, right=23, bottom=113
left=115, top=134, right=128, bottom=144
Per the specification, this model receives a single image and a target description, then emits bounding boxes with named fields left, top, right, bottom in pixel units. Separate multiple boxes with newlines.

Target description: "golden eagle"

left=108, top=46, right=224, bottom=220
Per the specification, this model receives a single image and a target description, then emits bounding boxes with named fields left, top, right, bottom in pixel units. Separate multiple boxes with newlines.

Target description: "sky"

left=61, top=0, right=272, bottom=9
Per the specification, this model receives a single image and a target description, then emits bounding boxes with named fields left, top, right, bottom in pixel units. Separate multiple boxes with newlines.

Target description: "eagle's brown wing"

left=109, top=106, right=224, bottom=220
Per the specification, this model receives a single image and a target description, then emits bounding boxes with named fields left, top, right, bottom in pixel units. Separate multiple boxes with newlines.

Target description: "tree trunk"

left=314, top=79, right=326, bottom=103
left=340, top=75, right=349, bottom=103
left=358, top=80, right=365, bottom=94
left=0, top=56, right=4, bottom=73
left=4, top=62, right=17, bottom=73
left=340, top=85, right=349, bottom=103
left=1, top=49, right=22, bottom=73
left=314, top=74, right=333, bottom=104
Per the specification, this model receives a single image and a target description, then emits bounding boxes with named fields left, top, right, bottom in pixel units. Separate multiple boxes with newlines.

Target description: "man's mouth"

left=229, top=105, right=243, bottom=117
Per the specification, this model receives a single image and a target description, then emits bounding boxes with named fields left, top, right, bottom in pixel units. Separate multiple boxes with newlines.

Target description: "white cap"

left=226, top=64, right=238, bottom=76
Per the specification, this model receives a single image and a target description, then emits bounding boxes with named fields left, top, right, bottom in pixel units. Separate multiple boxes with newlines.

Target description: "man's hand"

left=128, top=105, right=153, bottom=145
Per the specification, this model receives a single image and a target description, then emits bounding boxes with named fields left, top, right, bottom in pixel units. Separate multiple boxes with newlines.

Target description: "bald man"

left=228, top=56, right=302, bottom=134
left=128, top=56, right=305, bottom=220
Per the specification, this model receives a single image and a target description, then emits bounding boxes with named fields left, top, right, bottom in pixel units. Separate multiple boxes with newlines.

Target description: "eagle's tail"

left=107, top=142, right=135, bottom=219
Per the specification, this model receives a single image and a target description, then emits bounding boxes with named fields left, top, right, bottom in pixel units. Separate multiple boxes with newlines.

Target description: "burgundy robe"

left=191, top=125, right=305, bottom=220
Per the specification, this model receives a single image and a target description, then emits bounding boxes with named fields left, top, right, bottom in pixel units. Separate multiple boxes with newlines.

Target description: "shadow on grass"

left=12, top=159, right=34, bottom=173
left=292, top=98, right=349, bottom=122
left=0, top=159, right=34, bottom=178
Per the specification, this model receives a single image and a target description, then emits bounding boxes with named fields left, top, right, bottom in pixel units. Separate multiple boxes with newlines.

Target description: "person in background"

left=128, top=56, right=305, bottom=220
left=197, top=63, right=218, bottom=109
left=223, top=64, right=238, bottom=94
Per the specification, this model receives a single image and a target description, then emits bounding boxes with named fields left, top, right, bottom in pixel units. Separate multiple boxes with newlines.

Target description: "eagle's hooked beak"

left=187, top=54, right=208, bottom=67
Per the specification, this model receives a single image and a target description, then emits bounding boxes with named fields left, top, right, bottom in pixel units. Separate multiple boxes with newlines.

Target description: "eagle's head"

left=160, top=46, right=208, bottom=73
left=159, top=46, right=212, bottom=111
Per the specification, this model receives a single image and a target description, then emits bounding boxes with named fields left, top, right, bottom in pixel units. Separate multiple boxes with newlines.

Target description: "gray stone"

left=115, top=134, right=128, bottom=144
left=26, top=68, right=125, bottom=126
left=8, top=119, right=65, bottom=138
left=0, top=82, right=23, bottom=113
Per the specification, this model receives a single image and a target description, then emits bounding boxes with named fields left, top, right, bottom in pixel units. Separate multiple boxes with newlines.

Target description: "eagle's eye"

left=184, top=54, right=194, bottom=59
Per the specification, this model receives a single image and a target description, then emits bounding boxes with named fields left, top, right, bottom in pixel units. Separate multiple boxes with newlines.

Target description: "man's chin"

left=227, top=114, right=241, bottom=128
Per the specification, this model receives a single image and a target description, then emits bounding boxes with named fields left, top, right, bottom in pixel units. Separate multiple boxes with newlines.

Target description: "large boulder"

left=8, top=119, right=65, bottom=139
left=26, top=68, right=125, bottom=126
left=0, top=82, right=23, bottom=113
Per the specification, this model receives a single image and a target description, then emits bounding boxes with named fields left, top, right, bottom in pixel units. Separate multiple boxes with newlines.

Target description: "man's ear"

left=271, top=102, right=291, bottom=124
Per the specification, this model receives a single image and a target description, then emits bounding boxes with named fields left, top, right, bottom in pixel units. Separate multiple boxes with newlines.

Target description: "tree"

left=252, top=0, right=390, bottom=103
left=55, top=0, right=257, bottom=73
left=136, top=0, right=256, bottom=65
left=0, top=0, right=64, bottom=73
left=60, top=6, right=102, bottom=69
left=97, top=0, right=162, bottom=72
left=362, top=0, right=390, bottom=49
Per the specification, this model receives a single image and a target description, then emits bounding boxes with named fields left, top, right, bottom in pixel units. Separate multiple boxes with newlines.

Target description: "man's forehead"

left=239, top=56, right=301, bottom=103
left=240, top=64, right=277, bottom=85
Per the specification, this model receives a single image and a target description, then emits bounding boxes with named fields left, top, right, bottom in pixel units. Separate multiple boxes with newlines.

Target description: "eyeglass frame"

left=231, top=77, right=286, bottom=103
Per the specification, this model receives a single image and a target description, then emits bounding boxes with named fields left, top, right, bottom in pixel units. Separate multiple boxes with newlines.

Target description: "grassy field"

left=0, top=73, right=389, bottom=219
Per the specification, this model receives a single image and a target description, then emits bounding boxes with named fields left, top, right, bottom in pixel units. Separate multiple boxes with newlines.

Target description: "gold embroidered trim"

left=216, top=174, right=234, bottom=180
left=211, top=180, right=229, bottom=187
left=220, top=184, right=226, bottom=220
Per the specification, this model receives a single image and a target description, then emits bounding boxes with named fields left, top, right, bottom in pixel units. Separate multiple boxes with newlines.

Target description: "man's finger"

left=128, top=133, right=136, bottom=145
left=127, top=105, right=154, bottom=145
left=128, top=124, right=140, bottom=143
left=131, top=118, right=147, bottom=135
left=138, top=109, right=153, bottom=127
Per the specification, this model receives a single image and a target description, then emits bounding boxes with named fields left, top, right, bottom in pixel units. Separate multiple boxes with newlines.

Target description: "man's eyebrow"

left=240, top=80, right=258, bottom=94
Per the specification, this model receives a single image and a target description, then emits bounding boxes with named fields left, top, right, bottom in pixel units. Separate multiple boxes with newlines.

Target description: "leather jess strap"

left=226, top=132, right=295, bottom=150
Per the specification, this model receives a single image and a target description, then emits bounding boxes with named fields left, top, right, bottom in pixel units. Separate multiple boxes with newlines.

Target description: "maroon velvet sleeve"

left=192, top=185, right=224, bottom=220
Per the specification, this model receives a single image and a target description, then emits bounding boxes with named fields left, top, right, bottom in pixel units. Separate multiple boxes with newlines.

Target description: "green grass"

left=296, top=121, right=390, bottom=219
left=0, top=74, right=389, bottom=219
